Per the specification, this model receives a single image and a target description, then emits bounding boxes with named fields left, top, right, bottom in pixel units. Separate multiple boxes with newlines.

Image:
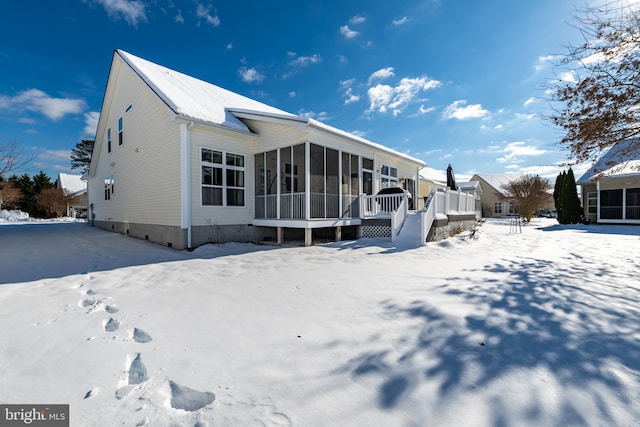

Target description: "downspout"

left=180, top=122, right=194, bottom=248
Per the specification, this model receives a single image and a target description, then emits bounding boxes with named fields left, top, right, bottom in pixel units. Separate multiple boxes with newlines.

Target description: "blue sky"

left=1, top=0, right=588, bottom=181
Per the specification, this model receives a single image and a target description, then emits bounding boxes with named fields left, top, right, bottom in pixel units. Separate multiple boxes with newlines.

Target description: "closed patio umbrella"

left=446, top=164, right=457, bottom=190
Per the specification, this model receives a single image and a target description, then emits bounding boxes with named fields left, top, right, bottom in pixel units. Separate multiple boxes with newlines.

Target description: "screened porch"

left=254, top=142, right=375, bottom=222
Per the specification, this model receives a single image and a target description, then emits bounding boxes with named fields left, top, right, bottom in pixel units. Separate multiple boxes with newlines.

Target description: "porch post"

left=305, top=142, right=311, bottom=220
left=597, top=180, right=601, bottom=222
left=337, top=151, right=342, bottom=218
left=304, top=228, right=312, bottom=246
left=335, top=226, right=342, bottom=242
left=276, top=148, right=281, bottom=219
left=277, top=227, right=283, bottom=244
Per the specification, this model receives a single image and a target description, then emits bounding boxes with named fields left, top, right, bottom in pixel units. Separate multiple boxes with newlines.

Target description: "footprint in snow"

left=104, top=318, right=119, bottom=332
left=128, top=353, right=148, bottom=385
left=169, top=380, right=215, bottom=412
left=84, top=388, right=99, bottom=399
left=132, top=328, right=152, bottom=343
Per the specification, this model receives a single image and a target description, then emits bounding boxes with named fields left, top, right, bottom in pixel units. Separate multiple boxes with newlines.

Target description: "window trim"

left=200, top=147, right=246, bottom=207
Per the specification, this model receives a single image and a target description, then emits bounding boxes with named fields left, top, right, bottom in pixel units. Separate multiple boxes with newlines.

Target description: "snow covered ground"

left=1, top=217, right=639, bottom=426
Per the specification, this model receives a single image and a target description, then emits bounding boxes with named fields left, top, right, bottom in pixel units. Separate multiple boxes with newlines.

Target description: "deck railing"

left=419, top=189, right=478, bottom=245
left=361, top=193, right=406, bottom=218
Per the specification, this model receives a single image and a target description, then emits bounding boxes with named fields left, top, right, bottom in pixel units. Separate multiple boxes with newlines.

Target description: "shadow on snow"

left=0, top=222, right=277, bottom=284
left=334, top=256, right=640, bottom=424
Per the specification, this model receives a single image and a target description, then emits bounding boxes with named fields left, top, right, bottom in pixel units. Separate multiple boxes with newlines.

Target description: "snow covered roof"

left=117, top=50, right=425, bottom=167
left=576, top=138, right=640, bottom=184
left=419, top=167, right=447, bottom=184
left=117, top=50, right=295, bottom=133
left=57, top=173, right=86, bottom=196
left=458, top=181, right=481, bottom=192
left=473, top=173, right=521, bottom=195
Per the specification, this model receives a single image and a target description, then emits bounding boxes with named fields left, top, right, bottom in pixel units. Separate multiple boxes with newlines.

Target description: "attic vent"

left=125, top=104, right=133, bottom=113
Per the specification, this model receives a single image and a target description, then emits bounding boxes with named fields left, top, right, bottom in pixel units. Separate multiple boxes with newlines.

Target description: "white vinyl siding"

left=89, top=56, right=182, bottom=226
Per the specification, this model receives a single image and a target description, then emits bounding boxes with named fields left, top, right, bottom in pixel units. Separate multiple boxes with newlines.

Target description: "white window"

left=118, top=117, right=123, bottom=146
left=380, top=164, right=398, bottom=189
left=587, top=192, right=597, bottom=214
left=494, top=202, right=502, bottom=214
left=508, top=202, right=515, bottom=214
left=104, top=176, right=114, bottom=200
left=201, top=148, right=245, bottom=207
left=107, top=128, right=112, bottom=153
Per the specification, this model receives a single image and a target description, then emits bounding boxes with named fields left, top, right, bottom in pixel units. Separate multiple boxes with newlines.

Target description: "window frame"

left=200, top=148, right=245, bottom=207
left=118, top=117, right=123, bottom=146
left=587, top=191, right=597, bottom=214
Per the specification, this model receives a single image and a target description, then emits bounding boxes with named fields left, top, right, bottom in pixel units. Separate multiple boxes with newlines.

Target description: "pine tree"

left=70, top=139, right=95, bottom=174
left=564, top=168, right=582, bottom=224
left=554, top=171, right=566, bottom=223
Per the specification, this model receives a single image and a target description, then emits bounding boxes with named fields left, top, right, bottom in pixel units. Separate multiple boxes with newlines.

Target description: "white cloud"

left=238, top=67, right=264, bottom=83
left=392, top=16, right=409, bottom=25
left=367, top=76, right=441, bottom=116
left=337, top=55, right=348, bottom=64
left=340, top=25, right=359, bottom=39
left=344, top=88, right=360, bottom=105
left=91, top=0, right=146, bottom=26
left=534, top=54, right=558, bottom=71
left=226, top=42, right=233, bottom=50
left=497, top=141, right=548, bottom=163
left=289, top=91, right=296, bottom=98
left=196, top=3, right=220, bottom=26
left=84, top=111, right=100, bottom=136
left=0, top=89, right=86, bottom=120
left=175, top=9, right=184, bottom=24
left=298, top=110, right=331, bottom=122
left=559, top=70, right=578, bottom=83
left=289, top=54, right=321, bottom=67
left=368, top=67, right=395, bottom=84
left=410, top=104, right=435, bottom=117
left=350, top=15, right=366, bottom=25
left=339, top=79, right=361, bottom=105
left=494, top=124, right=503, bottom=130
left=40, top=149, right=72, bottom=162
left=350, top=130, right=367, bottom=138
left=523, top=97, right=536, bottom=107
left=443, top=100, right=489, bottom=120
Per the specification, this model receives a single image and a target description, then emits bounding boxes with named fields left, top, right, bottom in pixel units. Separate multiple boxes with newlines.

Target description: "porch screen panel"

left=265, top=150, right=277, bottom=218
left=341, top=152, right=359, bottom=218
left=310, top=143, right=325, bottom=218
left=254, top=153, right=265, bottom=218
left=626, top=188, right=640, bottom=219
left=280, top=147, right=292, bottom=218
left=362, top=158, right=374, bottom=196
left=326, top=148, right=339, bottom=218
left=292, top=144, right=306, bottom=219
left=600, top=189, right=623, bottom=219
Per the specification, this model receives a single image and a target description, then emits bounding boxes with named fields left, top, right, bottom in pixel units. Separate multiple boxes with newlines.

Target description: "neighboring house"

left=57, top=173, right=87, bottom=218
left=576, top=138, right=640, bottom=224
left=470, top=174, right=520, bottom=217
left=458, top=181, right=483, bottom=215
left=87, top=50, right=426, bottom=249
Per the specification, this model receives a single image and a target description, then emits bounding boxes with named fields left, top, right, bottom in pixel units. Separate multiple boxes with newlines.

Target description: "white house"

left=57, top=173, right=87, bottom=218
left=576, top=138, right=640, bottom=224
left=87, top=50, right=426, bottom=249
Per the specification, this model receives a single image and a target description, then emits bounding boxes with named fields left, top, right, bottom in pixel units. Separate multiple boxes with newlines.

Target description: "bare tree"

left=504, top=175, right=553, bottom=222
left=0, top=180, right=21, bottom=210
left=546, top=2, right=640, bottom=164
left=1, top=139, right=34, bottom=178
left=37, top=187, right=70, bottom=218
